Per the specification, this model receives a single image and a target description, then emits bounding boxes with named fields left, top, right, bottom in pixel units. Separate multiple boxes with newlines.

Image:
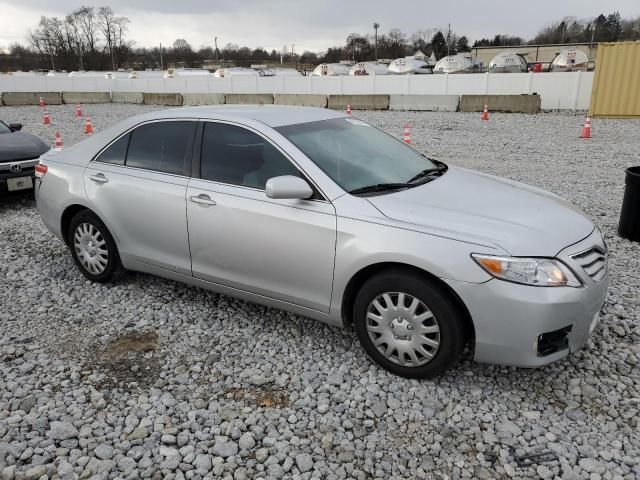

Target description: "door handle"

left=189, top=194, right=216, bottom=206
left=89, top=173, right=109, bottom=184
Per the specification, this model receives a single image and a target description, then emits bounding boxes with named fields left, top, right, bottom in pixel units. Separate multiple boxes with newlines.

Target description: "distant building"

left=470, top=42, right=597, bottom=69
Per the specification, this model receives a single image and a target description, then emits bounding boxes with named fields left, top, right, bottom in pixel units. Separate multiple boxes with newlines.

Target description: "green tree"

left=431, top=31, right=447, bottom=59
left=457, top=36, right=470, bottom=52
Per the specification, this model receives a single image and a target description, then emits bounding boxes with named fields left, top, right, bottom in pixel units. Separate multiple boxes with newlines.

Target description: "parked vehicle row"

left=0, top=120, right=49, bottom=195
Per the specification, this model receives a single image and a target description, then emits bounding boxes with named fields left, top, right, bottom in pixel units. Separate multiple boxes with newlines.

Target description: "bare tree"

left=97, top=7, right=116, bottom=69
left=65, top=13, right=86, bottom=69
left=173, top=38, right=192, bottom=53
left=74, top=7, right=99, bottom=68
left=98, top=7, right=132, bottom=70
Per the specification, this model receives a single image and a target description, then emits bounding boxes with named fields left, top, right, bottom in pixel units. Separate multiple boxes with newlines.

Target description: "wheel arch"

left=340, top=262, right=475, bottom=342
left=60, top=204, right=103, bottom=246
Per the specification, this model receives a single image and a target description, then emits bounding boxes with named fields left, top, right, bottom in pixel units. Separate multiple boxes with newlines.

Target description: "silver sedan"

left=35, top=106, right=608, bottom=378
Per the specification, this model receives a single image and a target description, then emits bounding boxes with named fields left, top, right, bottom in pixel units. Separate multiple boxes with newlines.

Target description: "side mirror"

left=9, top=123, right=22, bottom=131
left=265, top=175, right=313, bottom=200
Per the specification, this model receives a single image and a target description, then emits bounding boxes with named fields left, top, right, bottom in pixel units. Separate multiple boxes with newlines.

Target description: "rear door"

left=186, top=121, right=337, bottom=312
left=84, top=120, right=197, bottom=275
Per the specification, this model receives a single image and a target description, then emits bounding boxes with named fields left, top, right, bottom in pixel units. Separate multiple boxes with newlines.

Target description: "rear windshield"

left=0, top=122, right=11, bottom=134
left=276, top=118, right=436, bottom=192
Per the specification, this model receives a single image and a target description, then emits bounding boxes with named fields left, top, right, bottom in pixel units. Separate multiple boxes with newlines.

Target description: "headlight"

left=472, top=254, right=582, bottom=287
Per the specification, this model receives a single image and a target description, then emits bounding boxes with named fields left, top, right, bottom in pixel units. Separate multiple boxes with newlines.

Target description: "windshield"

left=276, top=118, right=439, bottom=193
left=0, top=121, right=11, bottom=134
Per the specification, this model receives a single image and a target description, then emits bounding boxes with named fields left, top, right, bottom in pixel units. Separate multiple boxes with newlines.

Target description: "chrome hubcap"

left=366, top=292, right=440, bottom=367
left=74, top=222, right=108, bottom=275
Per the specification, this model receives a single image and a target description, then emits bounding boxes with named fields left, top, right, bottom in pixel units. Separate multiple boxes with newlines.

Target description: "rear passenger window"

left=95, top=134, right=129, bottom=165
left=200, top=122, right=302, bottom=189
left=126, top=121, right=196, bottom=175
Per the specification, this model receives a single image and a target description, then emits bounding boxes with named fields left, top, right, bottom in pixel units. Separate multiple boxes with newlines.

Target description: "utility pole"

left=373, top=22, right=379, bottom=61
left=447, top=23, right=451, bottom=56
left=159, top=42, right=163, bottom=70
left=214, top=37, right=219, bottom=62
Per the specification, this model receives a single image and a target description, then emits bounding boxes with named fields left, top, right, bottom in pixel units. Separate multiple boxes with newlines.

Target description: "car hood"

left=0, top=131, right=50, bottom=163
left=366, top=165, right=594, bottom=256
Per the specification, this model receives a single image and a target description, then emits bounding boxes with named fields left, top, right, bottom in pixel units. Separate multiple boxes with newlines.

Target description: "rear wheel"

left=353, top=269, right=465, bottom=378
left=68, top=210, right=125, bottom=283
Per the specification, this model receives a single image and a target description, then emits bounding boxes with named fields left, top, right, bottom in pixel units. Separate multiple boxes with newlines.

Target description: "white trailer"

left=549, top=49, right=589, bottom=72
left=387, top=57, right=431, bottom=75
left=213, top=67, right=259, bottom=78
left=311, top=63, right=351, bottom=76
left=488, top=52, right=528, bottom=73
left=349, top=62, right=389, bottom=76
left=434, top=54, right=483, bottom=74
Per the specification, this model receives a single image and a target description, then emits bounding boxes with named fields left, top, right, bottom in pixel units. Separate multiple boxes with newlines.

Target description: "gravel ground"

left=1, top=104, right=639, bottom=480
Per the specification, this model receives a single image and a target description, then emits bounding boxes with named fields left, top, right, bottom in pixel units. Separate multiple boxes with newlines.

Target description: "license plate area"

left=7, top=176, right=33, bottom=191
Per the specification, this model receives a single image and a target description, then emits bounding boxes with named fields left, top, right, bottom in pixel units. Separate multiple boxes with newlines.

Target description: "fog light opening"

left=537, top=325, right=572, bottom=357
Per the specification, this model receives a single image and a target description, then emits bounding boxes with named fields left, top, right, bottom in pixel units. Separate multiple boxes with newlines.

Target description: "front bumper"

left=446, top=230, right=609, bottom=368
left=0, top=159, right=39, bottom=194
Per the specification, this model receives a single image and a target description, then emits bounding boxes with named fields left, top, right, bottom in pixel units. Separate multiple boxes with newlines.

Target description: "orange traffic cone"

left=84, top=116, right=93, bottom=134
left=480, top=104, right=489, bottom=121
left=54, top=132, right=63, bottom=149
left=43, top=109, right=51, bottom=125
left=75, top=103, right=83, bottom=117
left=580, top=116, right=592, bottom=139
left=39, top=97, right=45, bottom=107
left=403, top=124, right=412, bottom=144
left=346, top=104, right=352, bottom=115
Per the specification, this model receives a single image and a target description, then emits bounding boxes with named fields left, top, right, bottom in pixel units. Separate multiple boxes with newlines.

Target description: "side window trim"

left=91, top=119, right=199, bottom=177
left=93, top=132, right=130, bottom=166
left=195, top=119, right=328, bottom=202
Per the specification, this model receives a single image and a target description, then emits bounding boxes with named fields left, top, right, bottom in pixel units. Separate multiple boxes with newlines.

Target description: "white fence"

left=0, top=71, right=593, bottom=110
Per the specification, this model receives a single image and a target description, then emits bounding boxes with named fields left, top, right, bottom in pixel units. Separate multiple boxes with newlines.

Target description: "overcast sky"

left=1, top=0, right=639, bottom=52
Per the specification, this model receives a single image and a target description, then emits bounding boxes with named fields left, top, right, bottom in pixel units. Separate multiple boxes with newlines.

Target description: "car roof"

left=135, top=105, right=346, bottom=128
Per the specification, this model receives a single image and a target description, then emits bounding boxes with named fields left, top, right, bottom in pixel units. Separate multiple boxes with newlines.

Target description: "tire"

left=67, top=210, right=125, bottom=283
left=353, top=269, right=466, bottom=379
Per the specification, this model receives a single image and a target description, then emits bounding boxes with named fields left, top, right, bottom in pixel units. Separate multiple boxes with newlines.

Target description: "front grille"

left=572, top=246, right=607, bottom=282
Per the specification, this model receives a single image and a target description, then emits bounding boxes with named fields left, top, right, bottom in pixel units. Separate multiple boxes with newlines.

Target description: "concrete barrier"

left=274, top=94, right=328, bottom=108
left=182, top=93, right=225, bottom=106
left=62, top=92, right=111, bottom=104
left=1, top=92, right=62, bottom=106
left=389, top=95, right=459, bottom=112
left=143, top=93, right=183, bottom=106
left=225, top=94, right=274, bottom=105
left=460, top=94, right=541, bottom=114
left=112, top=92, right=144, bottom=104
left=327, top=95, right=389, bottom=110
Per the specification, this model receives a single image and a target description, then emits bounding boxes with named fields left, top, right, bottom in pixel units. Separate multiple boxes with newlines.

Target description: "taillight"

left=35, top=164, right=48, bottom=178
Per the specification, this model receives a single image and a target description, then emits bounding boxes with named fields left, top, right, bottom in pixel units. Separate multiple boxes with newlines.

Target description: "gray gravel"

left=1, top=103, right=640, bottom=479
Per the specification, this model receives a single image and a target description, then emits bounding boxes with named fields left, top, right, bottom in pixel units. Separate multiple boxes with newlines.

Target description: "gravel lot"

left=1, top=104, right=639, bottom=480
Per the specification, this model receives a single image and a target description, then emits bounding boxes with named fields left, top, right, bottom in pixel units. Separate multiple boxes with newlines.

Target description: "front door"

left=186, top=121, right=336, bottom=312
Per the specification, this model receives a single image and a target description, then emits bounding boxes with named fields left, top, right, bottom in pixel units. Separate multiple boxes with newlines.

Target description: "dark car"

left=0, top=120, right=50, bottom=194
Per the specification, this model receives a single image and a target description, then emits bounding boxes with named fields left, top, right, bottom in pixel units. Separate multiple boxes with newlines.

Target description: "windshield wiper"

left=348, top=183, right=413, bottom=195
left=407, top=163, right=448, bottom=184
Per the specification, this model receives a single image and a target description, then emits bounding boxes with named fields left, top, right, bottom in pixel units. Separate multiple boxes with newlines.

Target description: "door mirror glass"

left=9, top=123, right=22, bottom=131
left=265, top=175, right=313, bottom=200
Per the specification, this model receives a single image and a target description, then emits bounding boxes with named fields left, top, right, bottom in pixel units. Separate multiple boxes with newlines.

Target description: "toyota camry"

left=35, top=106, right=608, bottom=378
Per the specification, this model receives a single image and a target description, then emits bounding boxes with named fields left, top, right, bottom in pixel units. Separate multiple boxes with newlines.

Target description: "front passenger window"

left=200, top=122, right=302, bottom=189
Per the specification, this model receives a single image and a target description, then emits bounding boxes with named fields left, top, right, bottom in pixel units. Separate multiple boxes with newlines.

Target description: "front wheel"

left=68, top=210, right=125, bottom=283
left=353, top=270, right=466, bottom=379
